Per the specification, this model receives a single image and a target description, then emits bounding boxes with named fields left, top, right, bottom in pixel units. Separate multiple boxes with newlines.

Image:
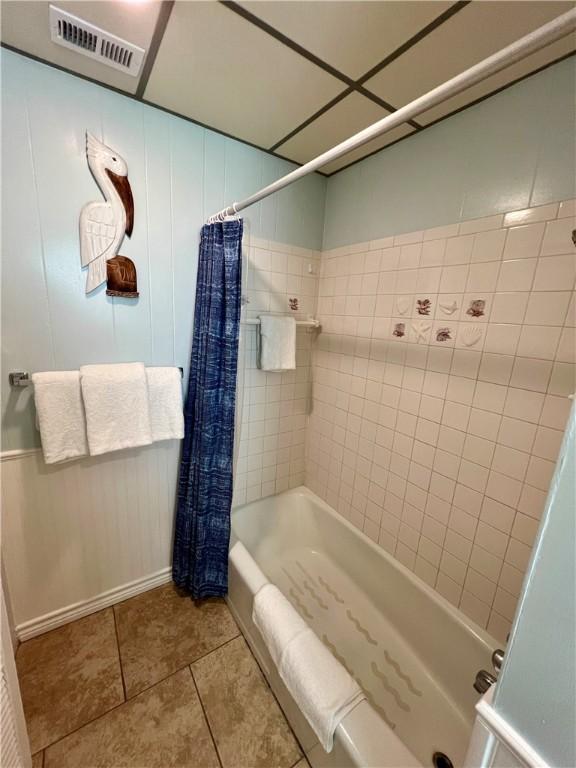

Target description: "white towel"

left=31, top=371, right=88, bottom=464
left=253, top=581, right=310, bottom=667
left=146, top=367, right=184, bottom=442
left=253, top=583, right=366, bottom=752
left=258, top=315, right=296, bottom=372
left=80, top=363, right=152, bottom=456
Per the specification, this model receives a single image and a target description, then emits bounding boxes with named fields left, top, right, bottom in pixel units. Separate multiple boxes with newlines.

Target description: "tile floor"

left=17, top=584, right=308, bottom=768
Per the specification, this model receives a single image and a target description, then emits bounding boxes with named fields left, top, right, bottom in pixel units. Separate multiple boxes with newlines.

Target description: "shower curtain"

left=173, top=219, right=243, bottom=599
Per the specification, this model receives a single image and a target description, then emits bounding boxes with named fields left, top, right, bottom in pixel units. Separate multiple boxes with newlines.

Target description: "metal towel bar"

left=8, top=367, right=184, bottom=388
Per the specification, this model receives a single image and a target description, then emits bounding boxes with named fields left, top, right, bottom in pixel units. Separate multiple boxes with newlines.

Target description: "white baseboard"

left=15, top=567, right=172, bottom=641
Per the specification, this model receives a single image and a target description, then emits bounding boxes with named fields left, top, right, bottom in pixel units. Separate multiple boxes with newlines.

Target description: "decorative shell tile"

left=439, top=299, right=458, bottom=315
left=392, top=321, right=406, bottom=338
left=461, top=325, right=483, bottom=347
left=416, top=298, right=432, bottom=316
left=411, top=319, right=431, bottom=344
left=466, top=299, right=486, bottom=318
left=396, top=297, right=410, bottom=316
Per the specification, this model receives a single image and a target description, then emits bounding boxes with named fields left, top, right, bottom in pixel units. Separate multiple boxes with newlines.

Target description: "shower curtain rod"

left=207, top=8, right=576, bottom=224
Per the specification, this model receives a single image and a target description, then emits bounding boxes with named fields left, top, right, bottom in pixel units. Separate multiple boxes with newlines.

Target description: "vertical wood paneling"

left=1, top=49, right=325, bottom=632
left=23, top=58, right=116, bottom=370
left=1, top=443, right=180, bottom=628
left=101, top=90, right=153, bottom=365
left=1, top=54, right=54, bottom=451
left=170, top=118, right=204, bottom=377
left=144, top=109, right=175, bottom=365
left=2, top=49, right=325, bottom=450
left=203, top=131, right=227, bottom=219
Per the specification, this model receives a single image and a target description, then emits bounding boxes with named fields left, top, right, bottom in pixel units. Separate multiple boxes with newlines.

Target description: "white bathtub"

left=227, top=487, right=496, bottom=768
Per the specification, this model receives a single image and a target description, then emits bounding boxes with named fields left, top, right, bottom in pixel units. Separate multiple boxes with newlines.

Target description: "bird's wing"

left=79, top=201, right=120, bottom=267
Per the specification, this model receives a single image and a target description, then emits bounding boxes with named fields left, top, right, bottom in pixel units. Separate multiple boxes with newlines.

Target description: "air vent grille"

left=49, top=5, right=145, bottom=77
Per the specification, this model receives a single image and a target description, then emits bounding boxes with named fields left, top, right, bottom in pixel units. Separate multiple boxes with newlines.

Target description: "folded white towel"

left=32, top=371, right=88, bottom=464
left=258, top=315, right=296, bottom=372
left=253, top=583, right=366, bottom=752
left=146, top=367, right=184, bottom=442
left=253, top=581, right=310, bottom=667
left=80, top=363, right=152, bottom=456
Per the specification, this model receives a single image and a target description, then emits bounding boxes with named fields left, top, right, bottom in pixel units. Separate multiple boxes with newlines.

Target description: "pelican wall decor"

left=80, top=132, right=138, bottom=297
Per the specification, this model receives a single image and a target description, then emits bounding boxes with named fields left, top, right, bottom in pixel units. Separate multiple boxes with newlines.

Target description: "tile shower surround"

left=233, top=237, right=321, bottom=506
left=304, top=201, right=575, bottom=643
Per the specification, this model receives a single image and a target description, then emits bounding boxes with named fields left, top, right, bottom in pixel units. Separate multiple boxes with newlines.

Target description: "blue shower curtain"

left=173, top=219, right=243, bottom=599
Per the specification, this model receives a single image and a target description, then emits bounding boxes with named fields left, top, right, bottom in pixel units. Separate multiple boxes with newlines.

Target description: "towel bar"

left=243, top=317, right=320, bottom=328
left=8, top=367, right=184, bottom=388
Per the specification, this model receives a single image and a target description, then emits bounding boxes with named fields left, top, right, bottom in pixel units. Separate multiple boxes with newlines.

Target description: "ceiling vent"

left=49, top=5, right=145, bottom=77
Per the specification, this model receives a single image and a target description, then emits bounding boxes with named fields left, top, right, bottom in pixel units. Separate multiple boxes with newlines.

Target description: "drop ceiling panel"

left=365, top=2, right=575, bottom=112
left=418, top=36, right=575, bottom=126
left=321, top=123, right=415, bottom=175
left=144, top=1, right=344, bottom=148
left=0, top=0, right=161, bottom=94
left=279, top=91, right=411, bottom=170
left=238, top=0, right=453, bottom=80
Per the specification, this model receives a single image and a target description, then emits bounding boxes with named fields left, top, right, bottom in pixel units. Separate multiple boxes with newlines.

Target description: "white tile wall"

left=306, top=200, right=576, bottom=642
left=233, top=235, right=320, bottom=506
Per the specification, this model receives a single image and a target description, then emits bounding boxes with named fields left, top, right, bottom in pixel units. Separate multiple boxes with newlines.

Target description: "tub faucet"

left=473, top=649, right=505, bottom=694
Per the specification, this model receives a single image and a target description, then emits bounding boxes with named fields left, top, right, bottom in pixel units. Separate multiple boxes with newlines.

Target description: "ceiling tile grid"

left=2, top=0, right=574, bottom=174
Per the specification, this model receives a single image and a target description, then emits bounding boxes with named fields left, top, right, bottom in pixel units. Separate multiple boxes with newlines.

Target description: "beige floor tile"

left=44, top=668, right=219, bottom=768
left=114, top=583, right=239, bottom=698
left=292, top=760, right=311, bottom=768
left=16, top=609, right=124, bottom=753
left=31, top=752, right=43, bottom=768
left=192, top=636, right=302, bottom=768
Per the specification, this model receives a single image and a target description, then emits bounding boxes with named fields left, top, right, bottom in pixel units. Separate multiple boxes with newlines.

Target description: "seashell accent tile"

left=411, top=319, right=431, bottom=343
left=466, top=298, right=485, bottom=317
left=462, top=325, right=483, bottom=347
left=439, top=299, right=458, bottom=315
left=396, top=297, right=410, bottom=315
left=416, top=298, right=432, bottom=315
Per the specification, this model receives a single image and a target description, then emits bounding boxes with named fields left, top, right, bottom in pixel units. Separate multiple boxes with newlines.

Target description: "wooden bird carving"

left=80, top=132, right=135, bottom=295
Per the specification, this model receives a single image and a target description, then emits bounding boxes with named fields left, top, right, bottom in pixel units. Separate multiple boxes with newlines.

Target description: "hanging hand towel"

left=32, top=371, right=88, bottom=464
left=80, top=363, right=152, bottom=456
left=146, top=367, right=185, bottom=442
left=253, top=583, right=366, bottom=752
left=258, top=315, right=296, bottom=372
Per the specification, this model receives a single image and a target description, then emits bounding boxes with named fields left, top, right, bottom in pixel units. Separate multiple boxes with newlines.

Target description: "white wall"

left=323, top=58, right=575, bottom=249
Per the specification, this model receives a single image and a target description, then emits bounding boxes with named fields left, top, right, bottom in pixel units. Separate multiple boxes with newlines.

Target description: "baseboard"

left=15, top=567, right=172, bottom=641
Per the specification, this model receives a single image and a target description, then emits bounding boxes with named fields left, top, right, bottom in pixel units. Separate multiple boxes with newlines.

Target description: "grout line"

left=36, top=630, right=242, bottom=755
left=111, top=606, right=128, bottom=702
left=39, top=667, right=186, bottom=756
left=187, top=666, right=224, bottom=768
left=234, top=635, right=307, bottom=764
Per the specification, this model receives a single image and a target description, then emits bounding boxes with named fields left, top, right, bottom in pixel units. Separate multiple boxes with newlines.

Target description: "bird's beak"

left=106, top=169, right=134, bottom=237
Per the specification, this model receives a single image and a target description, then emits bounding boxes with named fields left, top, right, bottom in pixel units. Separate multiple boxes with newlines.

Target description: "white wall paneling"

left=0, top=49, right=326, bottom=452
left=1, top=442, right=179, bottom=639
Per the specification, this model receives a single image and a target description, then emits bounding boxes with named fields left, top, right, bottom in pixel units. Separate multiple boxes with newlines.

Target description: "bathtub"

left=227, top=486, right=496, bottom=768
